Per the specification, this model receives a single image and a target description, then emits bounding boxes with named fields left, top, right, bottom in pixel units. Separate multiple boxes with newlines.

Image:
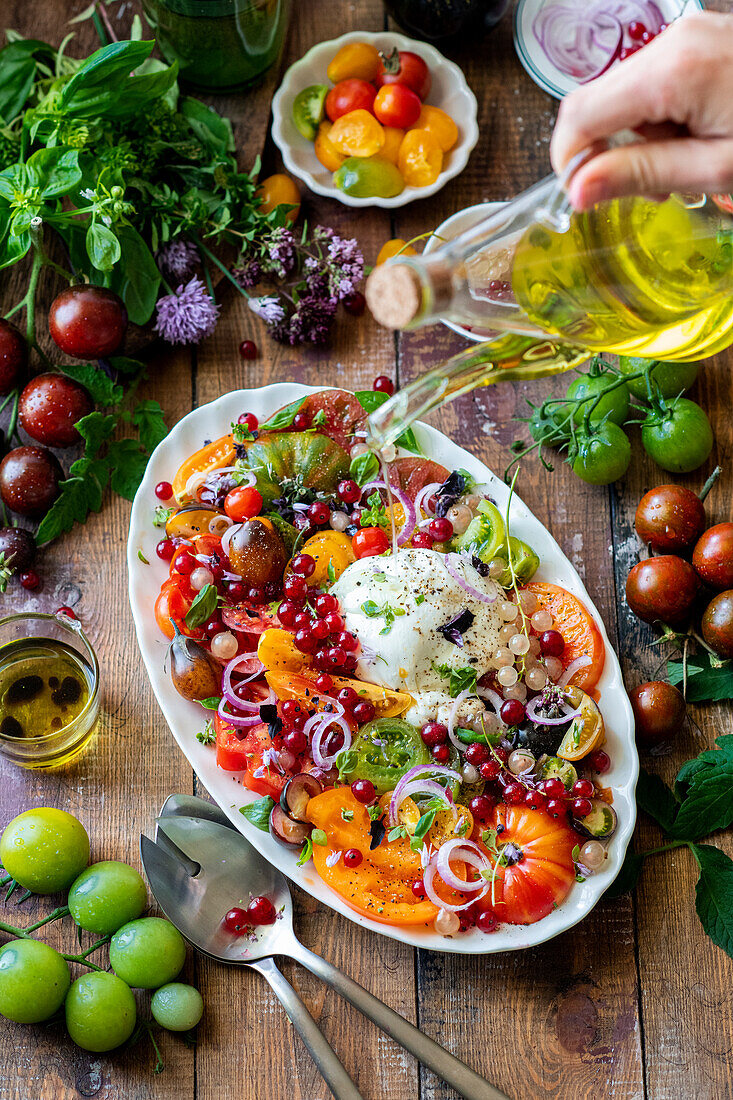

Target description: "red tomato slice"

left=388, top=457, right=450, bottom=501
left=221, top=604, right=277, bottom=635
left=302, top=389, right=367, bottom=451
left=214, top=714, right=286, bottom=799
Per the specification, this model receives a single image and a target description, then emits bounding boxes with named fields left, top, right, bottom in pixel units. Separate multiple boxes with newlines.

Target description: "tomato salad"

left=152, top=387, right=616, bottom=938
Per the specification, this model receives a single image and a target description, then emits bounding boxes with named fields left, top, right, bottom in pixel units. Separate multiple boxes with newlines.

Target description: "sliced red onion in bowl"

left=443, top=554, right=499, bottom=604
left=533, top=3, right=623, bottom=81
left=558, top=654, right=593, bottom=687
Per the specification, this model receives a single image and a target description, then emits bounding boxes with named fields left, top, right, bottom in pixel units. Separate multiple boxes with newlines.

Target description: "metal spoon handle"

left=288, top=942, right=510, bottom=1100
left=249, top=957, right=364, bottom=1100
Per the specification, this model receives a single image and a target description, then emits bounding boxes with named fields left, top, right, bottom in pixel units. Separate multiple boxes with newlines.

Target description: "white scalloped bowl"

left=271, top=31, right=479, bottom=208
left=128, top=384, right=637, bottom=954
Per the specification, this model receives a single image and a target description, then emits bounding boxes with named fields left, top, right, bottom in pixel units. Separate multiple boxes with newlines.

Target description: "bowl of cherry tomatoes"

left=271, top=31, right=479, bottom=208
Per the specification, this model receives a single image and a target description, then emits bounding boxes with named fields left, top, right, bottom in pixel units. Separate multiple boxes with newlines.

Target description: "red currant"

left=227, top=581, right=246, bottom=601
left=20, top=571, right=41, bottom=591
left=546, top=799, right=566, bottom=819
left=277, top=600, right=298, bottom=628
left=465, top=742, right=490, bottom=766
left=283, top=574, right=308, bottom=602
left=540, top=778, right=566, bottom=799
left=308, top=501, right=330, bottom=525
left=476, top=910, right=498, bottom=934
left=539, top=629, right=565, bottom=657
left=411, top=879, right=427, bottom=899
left=351, top=779, right=376, bottom=804
left=291, top=553, right=315, bottom=577
left=281, top=700, right=300, bottom=721
left=337, top=686, right=359, bottom=710
left=337, top=631, right=359, bottom=652
left=314, top=593, right=338, bottom=615
left=500, top=699, right=525, bottom=726
left=237, top=412, right=258, bottom=431
left=469, top=794, right=494, bottom=823
left=411, top=533, right=433, bottom=549
left=247, top=586, right=264, bottom=604
left=494, top=746, right=508, bottom=764
left=326, top=645, right=346, bottom=667
left=172, top=548, right=196, bottom=575
left=628, top=19, right=646, bottom=39
left=283, top=729, right=307, bottom=754
left=524, top=789, right=546, bottom=811
left=294, top=628, right=317, bottom=654
left=479, top=759, right=501, bottom=781
left=432, top=744, right=449, bottom=763
left=223, top=906, right=248, bottom=934
left=503, top=782, right=525, bottom=805
left=589, top=749, right=611, bottom=774
left=337, top=479, right=361, bottom=504
left=312, top=619, right=330, bottom=641
left=56, top=605, right=77, bottom=619
left=203, top=615, right=224, bottom=635
left=343, top=291, right=366, bottom=316
left=572, top=779, right=594, bottom=799
left=247, top=895, right=276, bottom=925
left=323, top=611, right=344, bottom=634
left=373, top=375, right=395, bottom=396
left=344, top=848, right=363, bottom=868
left=428, top=517, right=453, bottom=543
left=292, top=411, right=312, bottom=431
left=156, top=538, right=176, bottom=561
left=293, top=610, right=312, bottom=631
left=353, top=701, right=375, bottom=724
left=420, top=722, right=448, bottom=747
left=572, top=797, right=593, bottom=818
left=155, top=480, right=173, bottom=501
left=239, top=341, right=258, bottom=361
left=315, top=674, right=335, bottom=695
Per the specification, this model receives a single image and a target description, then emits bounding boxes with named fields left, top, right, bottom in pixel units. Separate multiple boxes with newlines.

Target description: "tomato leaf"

left=35, top=456, right=110, bottom=545
left=133, top=399, right=167, bottom=452
left=240, top=796, right=274, bottom=833
left=636, top=768, right=678, bottom=833
left=670, top=736, right=733, bottom=840
left=106, top=438, right=150, bottom=501
left=75, top=411, right=118, bottom=457
left=259, top=397, right=307, bottom=431
left=691, top=843, right=733, bottom=959
left=185, top=583, right=218, bottom=629
left=667, top=652, right=733, bottom=703
left=60, top=363, right=123, bottom=407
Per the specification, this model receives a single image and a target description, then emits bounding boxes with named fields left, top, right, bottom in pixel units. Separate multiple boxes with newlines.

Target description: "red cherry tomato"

left=701, top=590, right=733, bottom=659
left=692, top=523, right=733, bottom=591
left=375, top=49, right=431, bottom=100
left=18, top=373, right=93, bottom=448
left=48, top=285, right=127, bottom=359
left=224, top=485, right=264, bottom=522
left=352, top=526, right=390, bottom=558
left=629, top=681, right=686, bottom=748
left=325, top=79, right=377, bottom=123
left=373, top=84, right=421, bottom=129
left=634, top=485, right=706, bottom=553
left=625, top=556, right=700, bottom=625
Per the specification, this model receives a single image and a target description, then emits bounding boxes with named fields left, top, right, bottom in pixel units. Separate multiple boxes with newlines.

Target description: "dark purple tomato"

left=0, top=320, right=27, bottom=395
left=0, top=446, right=63, bottom=517
left=629, top=681, right=686, bottom=748
left=692, top=524, right=733, bottom=591
left=701, top=590, right=733, bottom=659
left=0, top=527, right=36, bottom=571
left=19, top=373, right=93, bottom=448
left=48, top=285, right=127, bottom=359
left=625, top=556, right=700, bottom=625
left=634, top=485, right=705, bottom=553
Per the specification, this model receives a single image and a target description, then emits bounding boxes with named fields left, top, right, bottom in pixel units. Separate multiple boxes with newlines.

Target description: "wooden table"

left=2, top=1, right=733, bottom=1097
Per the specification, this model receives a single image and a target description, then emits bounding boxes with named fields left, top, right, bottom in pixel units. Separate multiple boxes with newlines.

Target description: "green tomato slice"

left=292, top=84, right=328, bottom=141
left=344, top=718, right=430, bottom=794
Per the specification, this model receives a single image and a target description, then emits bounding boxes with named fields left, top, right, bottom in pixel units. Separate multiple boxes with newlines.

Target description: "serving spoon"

left=142, top=794, right=510, bottom=1100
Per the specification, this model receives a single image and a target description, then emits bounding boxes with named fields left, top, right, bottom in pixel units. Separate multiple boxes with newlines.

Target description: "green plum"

left=0, top=939, right=70, bottom=1023
left=65, top=971, right=136, bottom=1052
left=109, top=917, right=186, bottom=989
left=151, top=983, right=204, bottom=1031
left=68, top=861, right=148, bottom=935
left=0, top=808, right=89, bottom=894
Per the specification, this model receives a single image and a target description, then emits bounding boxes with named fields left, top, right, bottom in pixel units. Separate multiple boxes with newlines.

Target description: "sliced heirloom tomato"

left=271, top=389, right=366, bottom=452
left=214, top=714, right=286, bottom=800
left=481, top=805, right=577, bottom=925
left=523, top=581, right=605, bottom=692
left=265, top=670, right=412, bottom=718
left=155, top=578, right=199, bottom=640
left=388, top=457, right=450, bottom=501
left=171, top=433, right=236, bottom=501
left=306, top=788, right=464, bottom=925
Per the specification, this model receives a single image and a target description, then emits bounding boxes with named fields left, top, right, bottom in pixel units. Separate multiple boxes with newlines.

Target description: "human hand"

left=550, top=12, right=733, bottom=209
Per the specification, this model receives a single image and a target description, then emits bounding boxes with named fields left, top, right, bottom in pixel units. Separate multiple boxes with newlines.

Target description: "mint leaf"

left=670, top=736, right=733, bottom=840
left=667, top=652, right=733, bottom=703
left=636, top=768, right=678, bottom=833
left=240, top=796, right=275, bottom=832
left=133, top=399, right=167, bottom=452
left=691, top=843, right=733, bottom=958
left=61, top=363, right=123, bottom=406
left=350, top=450, right=379, bottom=487
left=185, top=583, right=218, bottom=628
left=106, top=438, right=150, bottom=501
left=605, top=850, right=644, bottom=898
left=260, top=397, right=307, bottom=430
left=35, top=456, right=110, bottom=544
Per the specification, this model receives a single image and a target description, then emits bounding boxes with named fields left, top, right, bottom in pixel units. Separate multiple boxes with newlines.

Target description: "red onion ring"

left=388, top=780, right=455, bottom=826
left=311, top=713, right=352, bottom=768
left=443, top=554, right=499, bottom=604
left=558, top=654, right=593, bottom=687
left=221, top=652, right=264, bottom=708
left=532, top=3, right=623, bottom=81
left=362, top=479, right=417, bottom=548
left=217, top=698, right=262, bottom=728
left=422, top=845, right=490, bottom=913
left=446, top=688, right=471, bottom=753
left=525, top=693, right=581, bottom=726
left=436, top=839, right=491, bottom=892
left=221, top=522, right=242, bottom=560
left=391, top=764, right=462, bottom=816
left=477, top=686, right=503, bottom=716
left=414, top=481, right=442, bottom=520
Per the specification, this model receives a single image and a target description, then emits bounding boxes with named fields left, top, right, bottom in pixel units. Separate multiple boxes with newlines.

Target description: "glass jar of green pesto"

left=143, top=0, right=291, bottom=92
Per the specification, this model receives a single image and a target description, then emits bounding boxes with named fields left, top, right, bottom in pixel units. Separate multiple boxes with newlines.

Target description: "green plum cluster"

left=0, top=807, right=203, bottom=1056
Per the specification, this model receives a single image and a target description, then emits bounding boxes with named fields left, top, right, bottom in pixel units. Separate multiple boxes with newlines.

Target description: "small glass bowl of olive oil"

left=0, top=612, right=100, bottom=769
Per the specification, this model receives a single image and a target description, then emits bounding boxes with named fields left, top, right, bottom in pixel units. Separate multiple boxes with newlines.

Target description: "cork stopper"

left=365, top=263, right=423, bottom=330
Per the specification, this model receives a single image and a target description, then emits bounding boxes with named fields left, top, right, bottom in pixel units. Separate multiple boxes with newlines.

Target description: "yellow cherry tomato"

left=380, top=126, right=405, bottom=165
left=314, top=121, right=345, bottom=172
left=413, top=105, right=459, bottom=152
left=329, top=110, right=385, bottom=158
left=398, top=128, right=443, bottom=188
left=255, top=174, right=301, bottom=222
left=327, top=41, right=380, bottom=83
left=376, top=238, right=418, bottom=266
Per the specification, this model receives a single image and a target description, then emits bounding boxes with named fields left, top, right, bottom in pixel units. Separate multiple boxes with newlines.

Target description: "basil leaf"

left=86, top=220, right=121, bottom=271
left=180, top=96, right=234, bottom=155
left=259, top=397, right=307, bottom=431
left=200, top=697, right=221, bottom=710
left=26, top=147, right=82, bottom=199
left=413, top=809, right=436, bottom=840
left=60, top=363, right=123, bottom=407
left=691, top=843, right=733, bottom=958
left=59, top=40, right=155, bottom=116
left=335, top=748, right=357, bottom=782
left=0, top=43, right=39, bottom=123
left=133, top=399, right=167, bottom=452
left=106, top=438, right=150, bottom=501
left=185, top=583, right=218, bottom=628
left=240, top=796, right=275, bottom=833
left=297, top=837, right=313, bottom=866
left=355, top=390, right=421, bottom=455
left=636, top=768, right=678, bottom=834
left=311, top=828, right=328, bottom=846
left=107, top=225, right=161, bottom=325
left=350, top=451, right=379, bottom=487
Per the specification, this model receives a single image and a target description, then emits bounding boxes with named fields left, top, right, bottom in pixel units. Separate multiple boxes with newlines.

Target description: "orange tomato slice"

left=172, top=433, right=236, bottom=501
left=265, top=670, right=412, bottom=718
left=523, top=581, right=605, bottom=691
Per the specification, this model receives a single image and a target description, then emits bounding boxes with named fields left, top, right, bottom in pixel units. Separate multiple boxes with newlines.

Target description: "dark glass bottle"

left=384, top=0, right=510, bottom=42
